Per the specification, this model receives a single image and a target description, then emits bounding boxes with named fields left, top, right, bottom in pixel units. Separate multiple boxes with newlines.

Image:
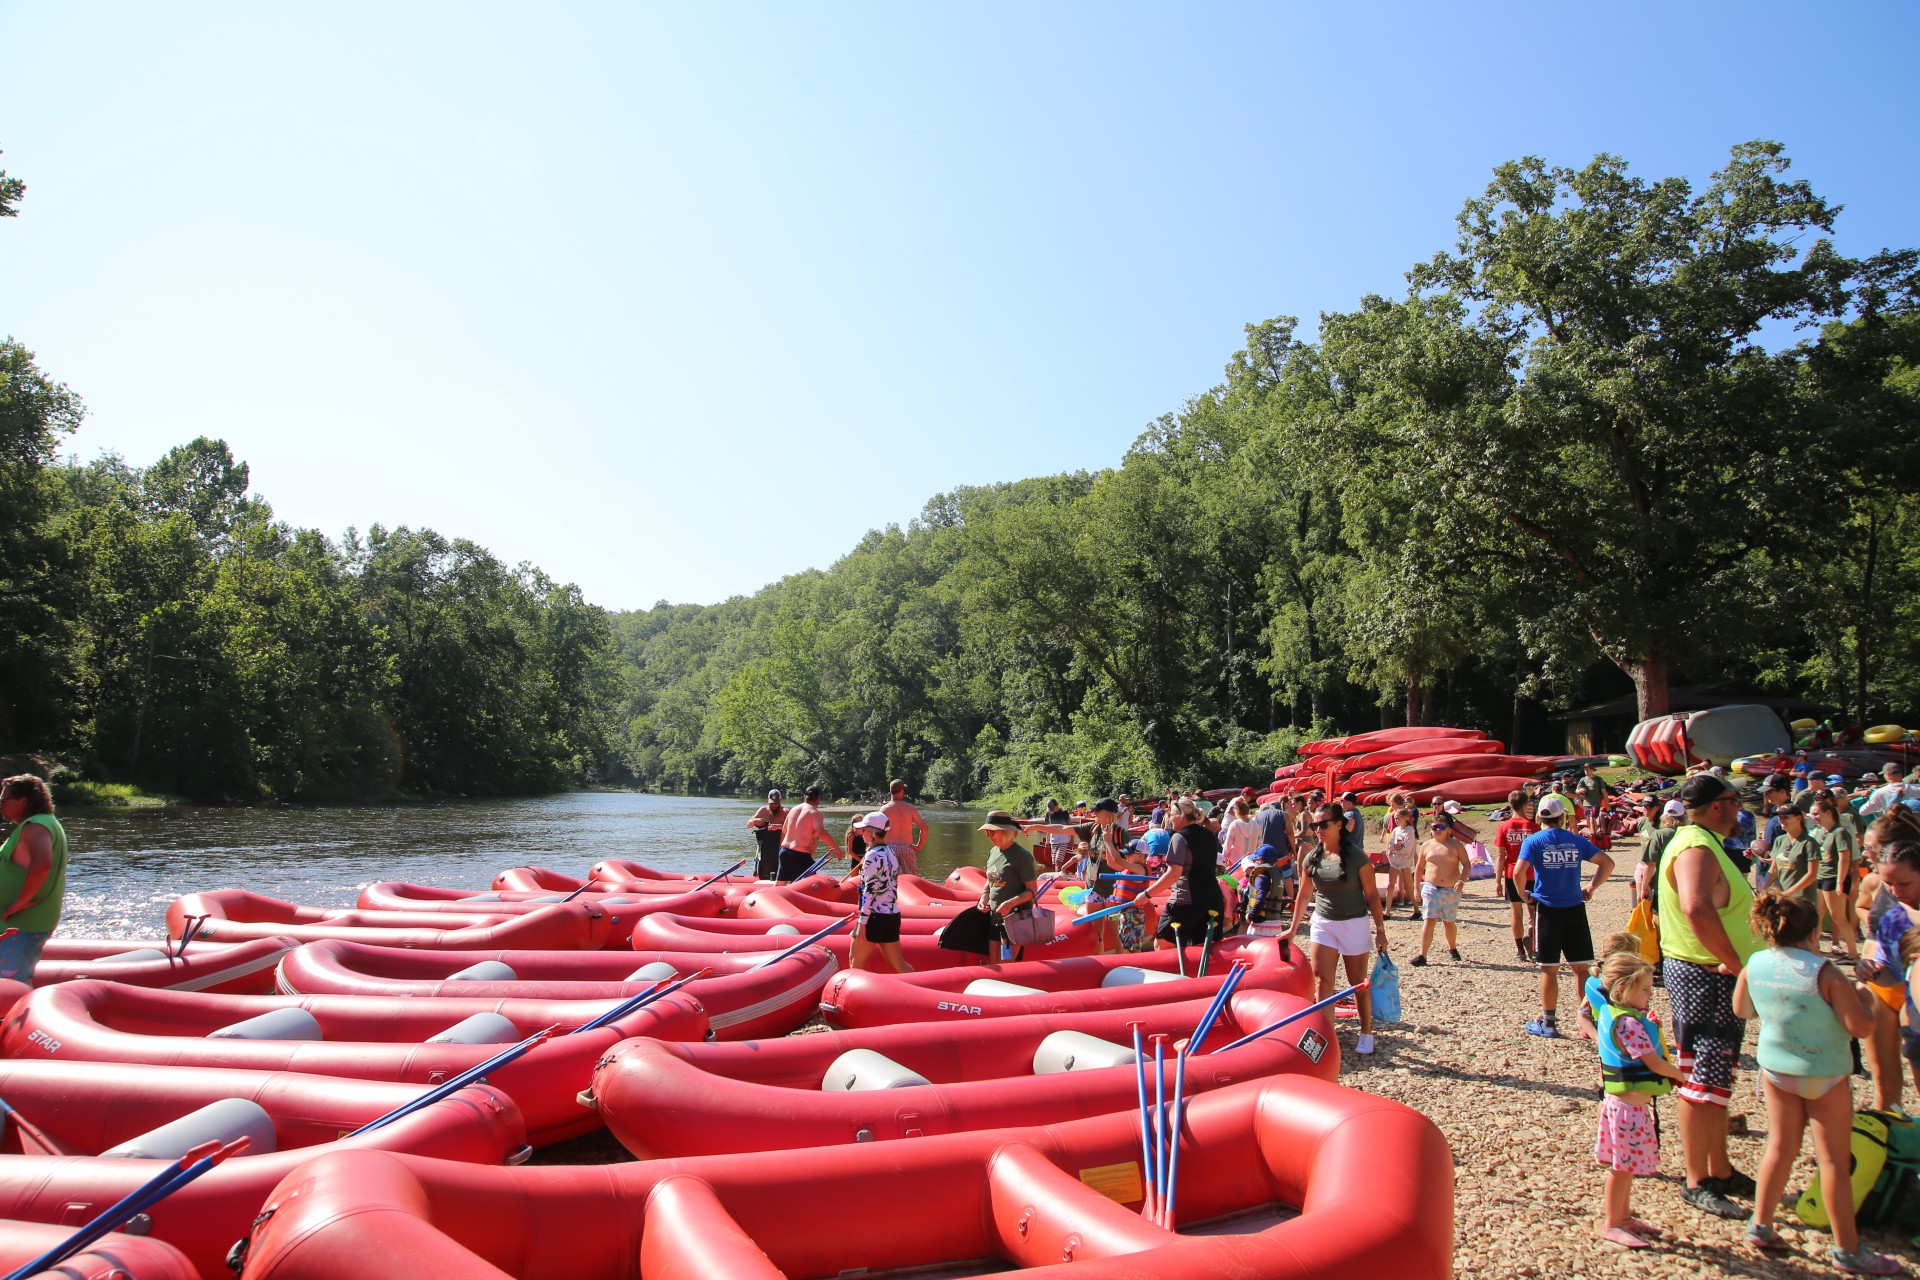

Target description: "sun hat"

left=1536, top=795, right=1569, bottom=820
left=977, top=810, right=1023, bottom=833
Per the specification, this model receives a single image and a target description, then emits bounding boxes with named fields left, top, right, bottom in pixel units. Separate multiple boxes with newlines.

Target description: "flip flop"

left=1598, top=1225, right=1651, bottom=1249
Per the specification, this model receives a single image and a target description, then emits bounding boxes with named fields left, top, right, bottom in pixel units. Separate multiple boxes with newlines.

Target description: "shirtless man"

left=746, top=789, right=786, bottom=880
left=1411, top=815, right=1471, bottom=965
left=877, top=779, right=928, bottom=877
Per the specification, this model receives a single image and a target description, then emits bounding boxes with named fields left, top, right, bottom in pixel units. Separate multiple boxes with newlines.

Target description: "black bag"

left=937, top=905, right=994, bottom=955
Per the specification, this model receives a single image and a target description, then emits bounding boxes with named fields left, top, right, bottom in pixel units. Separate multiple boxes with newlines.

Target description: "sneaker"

left=1832, top=1246, right=1901, bottom=1275
left=1681, top=1182, right=1745, bottom=1219
left=1449, top=948, right=1463, bottom=962
left=1745, top=1222, right=1788, bottom=1251
left=1411, top=955, right=1428, bottom=967
left=1524, top=1018, right=1559, bottom=1038
left=1354, top=1033, right=1375, bottom=1055
left=1708, top=1168, right=1757, bottom=1199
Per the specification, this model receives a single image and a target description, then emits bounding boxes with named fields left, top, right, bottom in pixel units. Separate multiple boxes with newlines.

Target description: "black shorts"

left=775, top=848, right=815, bottom=882
left=1503, top=877, right=1523, bottom=904
left=860, top=912, right=901, bottom=943
left=1817, top=875, right=1841, bottom=893
left=1530, top=903, right=1594, bottom=966
left=1155, top=901, right=1221, bottom=944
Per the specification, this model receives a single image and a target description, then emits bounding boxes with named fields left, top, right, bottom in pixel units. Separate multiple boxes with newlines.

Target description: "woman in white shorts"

left=1288, top=800, right=1390, bottom=1054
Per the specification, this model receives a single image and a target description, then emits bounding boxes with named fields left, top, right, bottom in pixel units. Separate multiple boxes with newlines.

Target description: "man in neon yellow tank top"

left=0, top=775, right=68, bottom=984
left=1657, top=772, right=1761, bottom=1221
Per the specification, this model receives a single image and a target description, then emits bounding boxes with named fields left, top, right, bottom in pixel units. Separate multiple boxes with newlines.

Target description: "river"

left=54, top=793, right=1004, bottom=939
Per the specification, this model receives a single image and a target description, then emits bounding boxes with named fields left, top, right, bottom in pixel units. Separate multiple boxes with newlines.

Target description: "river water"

left=54, top=793, right=1004, bottom=939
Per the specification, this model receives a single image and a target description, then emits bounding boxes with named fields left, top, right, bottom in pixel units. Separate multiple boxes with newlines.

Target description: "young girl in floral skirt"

left=1591, top=950, right=1685, bottom=1248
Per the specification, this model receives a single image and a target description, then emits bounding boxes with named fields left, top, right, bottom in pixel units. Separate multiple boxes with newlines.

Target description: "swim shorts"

left=0, top=929, right=49, bottom=983
left=1420, top=883, right=1460, bottom=924
left=859, top=912, right=902, bottom=944
left=1663, top=957, right=1743, bottom=1106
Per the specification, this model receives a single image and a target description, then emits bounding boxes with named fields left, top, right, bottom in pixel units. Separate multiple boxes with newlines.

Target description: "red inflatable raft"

left=588, top=986, right=1336, bottom=1159
left=168, top=890, right=623, bottom=950
left=820, top=936, right=1309, bottom=1028
left=0, top=980, right=706, bottom=1145
left=35, top=935, right=298, bottom=993
left=354, top=881, right=733, bottom=918
left=231, top=1073, right=1453, bottom=1280
left=0, top=1221, right=199, bottom=1280
left=629, top=910, right=1104, bottom=968
left=275, top=940, right=834, bottom=1040
left=0, top=1061, right=525, bottom=1280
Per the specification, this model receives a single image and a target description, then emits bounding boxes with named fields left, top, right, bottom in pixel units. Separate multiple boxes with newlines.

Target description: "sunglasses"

left=1310, top=819, right=1341, bottom=830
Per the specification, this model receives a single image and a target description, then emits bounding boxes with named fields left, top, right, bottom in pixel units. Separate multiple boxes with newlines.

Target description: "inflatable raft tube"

left=276, top=941, right=835, bottom=1040
left=588, top=987, right=1335, bottom=1158
left=0, top=1220, right=199, bottom=1280
left=0, top=1072, right=524, bottom=1280
left=1866, top=724, right=1909, bottom=744
left=820, top=935, right=1308, bottom=1028
left=231, top=1072, right=1453, bottom=1280
left=35, top=935, right=298, bottom=993
left=167, top=891, right=623, bottom=951
left=0, top=981, right=707, bottom=1145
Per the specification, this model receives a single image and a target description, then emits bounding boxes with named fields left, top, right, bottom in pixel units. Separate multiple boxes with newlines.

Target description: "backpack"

left=1795, top=1109, right=1920, bottom=1229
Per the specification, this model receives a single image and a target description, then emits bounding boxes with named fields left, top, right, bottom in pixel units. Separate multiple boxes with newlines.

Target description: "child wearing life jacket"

left=1592, top=950, right=1686, bottom=1249
left=1734, top=891, right=1895, bottom=1273
left=1238, top=844, right=1287, bottom=938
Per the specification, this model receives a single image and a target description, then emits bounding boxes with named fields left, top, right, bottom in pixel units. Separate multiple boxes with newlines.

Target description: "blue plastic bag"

left=1369, top=951, right=1402, bottom=1024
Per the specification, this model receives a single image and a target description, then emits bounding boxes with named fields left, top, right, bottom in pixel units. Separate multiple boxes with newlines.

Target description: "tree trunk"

left=1855, top=505, right=1879, bottom=727
left=1623, top=645, right=1671, bottom=720
left=1510, top=690, right=1525, bottom=757
left=1405, top=673, right=1425, bottom=728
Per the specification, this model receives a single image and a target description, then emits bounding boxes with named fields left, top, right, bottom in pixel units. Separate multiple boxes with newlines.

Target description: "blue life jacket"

left=1596, top=1000, right=1673, bottom=1097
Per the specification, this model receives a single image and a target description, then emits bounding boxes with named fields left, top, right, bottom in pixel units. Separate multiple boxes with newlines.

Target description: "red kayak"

left=1410, top=775, right=1546, bottom=804
left=168, top=890, right=623, bottom=951
left=1302, top=725, right=1486, bottom=757
left=35, top=935, right=298, bottom=994
left=0, top=980, right=706, bottom=1145
left=230, top=1073, right=1453, bottom=1280
left=819, top=936, right=1309, bottom=1028
left=275, top=940, right=834, bottom=1040
left=1380, top=753, right=1559, bottom=785
left=588, top=986, right=1336, bottom=1159
left=0, top=1060, right=526, bottom=1280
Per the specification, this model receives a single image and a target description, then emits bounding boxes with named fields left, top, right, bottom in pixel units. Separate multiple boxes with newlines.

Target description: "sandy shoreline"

left=1350, top=833, right=1905, bottom=1279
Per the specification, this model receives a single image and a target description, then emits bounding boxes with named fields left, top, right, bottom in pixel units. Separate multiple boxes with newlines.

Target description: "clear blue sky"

left=3, top=2, right=1915, bottom=610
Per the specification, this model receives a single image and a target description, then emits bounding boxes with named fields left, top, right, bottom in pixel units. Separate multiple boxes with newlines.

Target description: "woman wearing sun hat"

left=975, top=810, right=1040, bottom=962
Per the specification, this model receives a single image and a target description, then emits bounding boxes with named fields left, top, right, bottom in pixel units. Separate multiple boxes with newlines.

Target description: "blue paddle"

left=1215, top=980, right=1367, bottom=1053
left=692, top=858, right=749, bottom=890
left=1, top=1136, right=250, bottom=1280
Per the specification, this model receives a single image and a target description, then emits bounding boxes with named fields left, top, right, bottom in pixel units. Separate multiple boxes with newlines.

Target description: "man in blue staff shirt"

left=1515, top=794, right=1615, bottom=1039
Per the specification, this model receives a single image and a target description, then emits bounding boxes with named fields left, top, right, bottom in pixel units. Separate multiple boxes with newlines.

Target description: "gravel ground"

left=1348, top=831, right=1912, bottom=1280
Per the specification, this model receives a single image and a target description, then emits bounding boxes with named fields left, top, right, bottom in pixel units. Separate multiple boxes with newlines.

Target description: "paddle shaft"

left=1216, top=980, right=1368, bottom=1053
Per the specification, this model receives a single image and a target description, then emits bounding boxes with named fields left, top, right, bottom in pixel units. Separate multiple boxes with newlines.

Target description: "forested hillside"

left=610, top=144, right=1920, bottom=805
left=4, top=142, right=1916, bottom=805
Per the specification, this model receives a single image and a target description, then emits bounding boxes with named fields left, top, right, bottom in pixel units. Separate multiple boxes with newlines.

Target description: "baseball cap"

left=1772, top=804, right=1803, bottom=819
left=1826, top=774, right=1845, bottom=785
left=767, top=788, right=783, bottom=801
left=1443, top=801, right=1463, bottom=814
left=1678, top=773, right=1739, bottom=808
left=1536, top=795, right=1569, bottom=820
left=1091, top=798, right=1119, bottom=814
left=855, top=811, right=890, bottom=832
left=1252, top=843, right=1279, bottom=861
left=1662, top=799, right=1687, bottom=818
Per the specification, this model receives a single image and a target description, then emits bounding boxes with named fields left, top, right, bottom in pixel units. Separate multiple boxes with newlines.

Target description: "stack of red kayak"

left=1267, top=724, right=1573, bottom=804
left=0, top=850, right=1452, bottom=1279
